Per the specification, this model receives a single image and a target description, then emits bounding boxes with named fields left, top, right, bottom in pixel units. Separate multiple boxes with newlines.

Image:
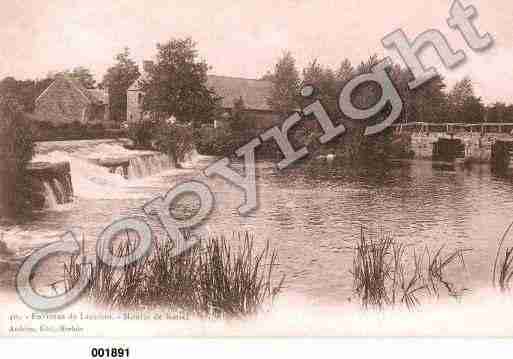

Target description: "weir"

left=28, top=139, right=192, bottom=208
left=27, top=161, right=74, bottom=209
left=89, top=152, right=175, bottom=179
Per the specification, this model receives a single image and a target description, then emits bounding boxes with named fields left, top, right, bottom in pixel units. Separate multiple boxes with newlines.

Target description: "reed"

left=492, top=221, right=513, bottom=292
left=63, top=231, right=284, bottom=319
left=351, top=227, right=468, bottom=310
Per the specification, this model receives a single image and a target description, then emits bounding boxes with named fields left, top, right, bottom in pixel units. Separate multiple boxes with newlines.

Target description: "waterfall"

left=32, top=141, right=191, bottom=202
left=51, top=178, right=66, bottom=204
left=40, top=177, right=73, bottom=208
left=42, top=181, right=59, bottom=209
left=127, top=153, right=174, bottom=179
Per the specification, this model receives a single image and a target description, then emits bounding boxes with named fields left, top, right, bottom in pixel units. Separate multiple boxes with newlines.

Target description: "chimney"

left=143, top=61, right=154, bottom=73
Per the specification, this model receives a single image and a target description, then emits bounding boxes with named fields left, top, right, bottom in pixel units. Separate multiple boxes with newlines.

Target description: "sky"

left=0, top=0, right=512, bottom=104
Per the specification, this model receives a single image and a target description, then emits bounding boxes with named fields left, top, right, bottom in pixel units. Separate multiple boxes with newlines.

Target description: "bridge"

left=392, top=122, right=513, bottom=135
left=391, top=122, right=513, bottom=164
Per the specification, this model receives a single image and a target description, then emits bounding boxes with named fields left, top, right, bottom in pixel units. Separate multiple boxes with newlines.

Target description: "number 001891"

left=91, top=348, right=129, bottom=358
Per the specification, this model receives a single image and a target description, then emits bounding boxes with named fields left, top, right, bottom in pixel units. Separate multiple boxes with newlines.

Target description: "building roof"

left=206, top=75, right=273, bottom=111
left=128, top=61, right=275, bottom=112
left=36, top=75, right=107, bottom=105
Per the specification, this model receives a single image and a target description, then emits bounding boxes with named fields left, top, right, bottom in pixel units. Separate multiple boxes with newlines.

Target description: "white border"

left=1, top=338, right=513, bottom=359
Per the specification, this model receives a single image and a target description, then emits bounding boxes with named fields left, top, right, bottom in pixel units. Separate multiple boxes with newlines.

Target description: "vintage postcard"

left=1, top=0, right=513, bottom=349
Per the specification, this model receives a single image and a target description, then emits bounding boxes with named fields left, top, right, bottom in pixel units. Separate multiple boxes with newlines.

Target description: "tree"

left=140, top=37, right=221, bottom=127
left=410, top=76, right=449, bottom=123
left=336, top=58, right=355, bottom=86
left=301, top=59, right=339, bottom=115
left=487, top=102, right=508, bottom=123
left=0, top=96, right=34, bottom=217
left=102, top=48, right=140, bottom=122
left=64, top=67, right=97, bottom=89
left=230, top=97, right=248, bottom=133
left=448, top=77, right=484, bottom=123
left=265, top=51, right=301, bottom=116
left=351, top=54, right=382, bottom=112
left=0, top=76, right=54, bottom=113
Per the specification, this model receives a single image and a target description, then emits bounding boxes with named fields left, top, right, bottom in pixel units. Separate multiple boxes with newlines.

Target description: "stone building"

left=127, top=61, right=281, bottom=128
left=126, top=61, right=153, bottom=123
left=35, top=75, right=109, bottom=125
left=206, top=75, right=281, bottom=130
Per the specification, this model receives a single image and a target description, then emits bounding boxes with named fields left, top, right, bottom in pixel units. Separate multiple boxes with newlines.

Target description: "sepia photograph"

left=1, top=0, right=513, bottom=354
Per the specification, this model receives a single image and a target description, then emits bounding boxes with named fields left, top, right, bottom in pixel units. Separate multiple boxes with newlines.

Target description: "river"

left=2, top=139, right=513, bottom=307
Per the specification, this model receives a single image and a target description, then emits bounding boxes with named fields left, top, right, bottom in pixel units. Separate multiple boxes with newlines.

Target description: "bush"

left=127, top=120, right=194, bottom=164
left=127, top=120, right=155, bottom=149
left=329, top=127, right=396, bottom=165
left=152, top=122, right=194, bottom=164
left=196, top=125, right=241, bottom=156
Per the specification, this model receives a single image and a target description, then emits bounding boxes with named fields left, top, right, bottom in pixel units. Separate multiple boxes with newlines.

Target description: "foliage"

left=447, top=76, right=484, bottom=123
left=0, top=66, right=97, bottom=115
left=0, top=96, right=35, bottom=217
left=0, top=77, right=53, bottom=113
left=408, top=76, right=450, bottom=124
left=264, top=51, right=301, bottom=116
left=195, top=99, right=263, bottom=157
left=298, top=55, right=397, bottom=164
left=229, top=97, right=251, bottom=134
left=301, top=59, right=340, bottom=115
left=152, top=122, right=194, bottom=164
left=487, top=102, right=513, bottom=123
left=59, top=66, right=97, bottom=89
left=102, top=48, right=141, bottom=123
left=139, top=37, right=221, bottom=127
left=127, top=119, right=194, bottom=164
left=127, top=120, right=155, bottom=149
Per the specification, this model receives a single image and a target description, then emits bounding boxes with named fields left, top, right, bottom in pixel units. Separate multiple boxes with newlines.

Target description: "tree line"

left=263, top=51, right=508, bottom=125
left=0, top=40, right=511, bottom=130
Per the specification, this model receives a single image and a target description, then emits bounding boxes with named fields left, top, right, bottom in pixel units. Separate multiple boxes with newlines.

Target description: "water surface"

left=2, top=141, right=513, bottom=305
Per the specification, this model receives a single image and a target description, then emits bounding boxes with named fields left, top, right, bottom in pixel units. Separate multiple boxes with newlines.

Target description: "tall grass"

left=351, top=227, right=469, bottom=310
left=492, top=221, right=513, bottom=292
left=64, top=232, right=284, bottom=319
